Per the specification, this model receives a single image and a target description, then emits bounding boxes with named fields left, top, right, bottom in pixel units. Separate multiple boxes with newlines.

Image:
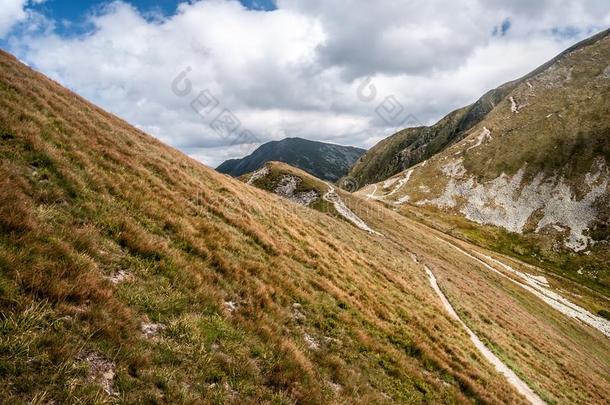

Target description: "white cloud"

left=0, top=0, right=29, bottom=38
left=7, top=0, right=610, bottom=167
left=0, top=0, right=49, bottom=42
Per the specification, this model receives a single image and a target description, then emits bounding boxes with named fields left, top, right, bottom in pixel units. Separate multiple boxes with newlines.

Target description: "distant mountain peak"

left=217, top=137, right=365, bottom=182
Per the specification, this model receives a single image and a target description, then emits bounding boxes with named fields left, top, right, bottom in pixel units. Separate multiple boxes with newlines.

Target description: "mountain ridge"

left=217, top=137, right=365, bottom=182
left=348, top=28, right=610, bottom=187
left=358, top=29, right=610, bottom=292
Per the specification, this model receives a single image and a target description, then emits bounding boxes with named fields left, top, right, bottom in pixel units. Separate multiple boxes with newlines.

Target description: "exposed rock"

left=466, top=127, right=492, bottom=152
left=417, top=177, right=475, bottom=209
left=224, top=301, right=238, bottom=313
left=79, top=352, right=116, bottom=396
left=107, top=270, right=132, bottom=285
left=274, top=175, right=299, bottom=197
left=294, top=190, right=320, bottom=206
left=510, top=96, right=520, bottom=113
left=292, top=303, right=306, bottom=322
left=535, top=173, right=608, bottom=252
left=323, top=336, right=341, bottom=345
left=246, top=166, right=269, bottom=185
left=328, top=381, right=343, bottom=393
left=303, top=332, right=319, bottom=350
left=383, top=177, right=398, bottom=189
left=441, top=159, right=466, bottom=178
left=273, top=175, right=320, bottom=206
left=142, top=322, right=165, bottom=338
left=418, top=158, right=609, bottom=252
left=395, top=195, right=410, bottom=205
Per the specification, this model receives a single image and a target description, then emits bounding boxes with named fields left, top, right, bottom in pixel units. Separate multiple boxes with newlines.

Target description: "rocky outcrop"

left=417, top=158, right=609, bottom=252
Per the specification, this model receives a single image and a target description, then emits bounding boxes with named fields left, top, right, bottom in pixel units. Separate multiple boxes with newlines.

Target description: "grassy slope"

left=2, top=47, right=609, bottom=404
left=346, top=78, right=517, bottom=187
left=359, top=30, right=610, bottom=296
left=0, top=51, right=536, bottom=403
left=400, top=205, right=610, bottom=299
left=240, top=161, right=336, bottom=214
left=347, top=29, right=610, bottom=189
left=347, top=106, right=469, bottom=187
left=245, top=161, right=610, bottom=403
left=338, top=195, right=610, bottom=404
left=253, top=160, right=610, bottom=316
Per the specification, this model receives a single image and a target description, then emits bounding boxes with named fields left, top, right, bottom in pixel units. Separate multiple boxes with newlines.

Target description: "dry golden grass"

left=341, top=196, right=610, bottom=404
left=244, top=159, right=610, bottom=403
left=0, top=49, right=518, bottom=404
left=1, top=47, right=608, bottom=405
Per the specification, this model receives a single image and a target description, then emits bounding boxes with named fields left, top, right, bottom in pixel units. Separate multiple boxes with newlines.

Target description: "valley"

left=0, top=23, right=608, bottom=405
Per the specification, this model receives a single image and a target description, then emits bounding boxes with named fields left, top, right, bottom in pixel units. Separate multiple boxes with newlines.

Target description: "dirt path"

left=424, top=264, right=546, bottom=405
left=246, top=166, right=269, bottom=185
left=436, top=236, right=610, bottom=338
left=323, top=184, right=382, bottom=235
left=385, top=169, right=414, bottom=197
left=363, top=184, right=382, bottom=200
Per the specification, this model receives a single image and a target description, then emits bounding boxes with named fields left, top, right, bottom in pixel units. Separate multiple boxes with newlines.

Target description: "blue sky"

left=1, top=0, right=277, bottom=49
left=31, top=0, right=277, bottom=19
left=24, top=0, right=276, bottom=36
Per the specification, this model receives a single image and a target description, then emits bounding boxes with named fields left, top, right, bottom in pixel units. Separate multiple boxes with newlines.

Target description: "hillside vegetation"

left=0, top=49, right=527, bottom=404
left=243, top=161, right=610, bottom=404
left=1, top=45, right=609, bottom=405
left=358, top=29, right=610, bottom=294
left=348, top=29, right=610, bottom=188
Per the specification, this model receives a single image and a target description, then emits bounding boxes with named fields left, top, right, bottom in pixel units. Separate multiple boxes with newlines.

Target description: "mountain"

left=217, top=137, right=365, bottom=182
left=241, top=161, right=382, bottom=234
left=2, top=44, right=610, bottom=404
left=348, top=29, right=610, bottom=187
left=357, top=29, right=610, bottom=292
left=242, top=161, right=330, bottom=210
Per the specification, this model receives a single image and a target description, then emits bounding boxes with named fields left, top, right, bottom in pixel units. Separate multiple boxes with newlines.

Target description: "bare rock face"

left=274, top=175, right=320, bottom=206
left=362, top=32, right=610, bottom=256
left=417, top=158, right=609, bottom=252
left=106, top=270, right=132, bottom=284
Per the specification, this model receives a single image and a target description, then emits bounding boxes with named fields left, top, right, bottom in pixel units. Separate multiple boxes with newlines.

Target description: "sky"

left=1, top=1, right=609, bottom=167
